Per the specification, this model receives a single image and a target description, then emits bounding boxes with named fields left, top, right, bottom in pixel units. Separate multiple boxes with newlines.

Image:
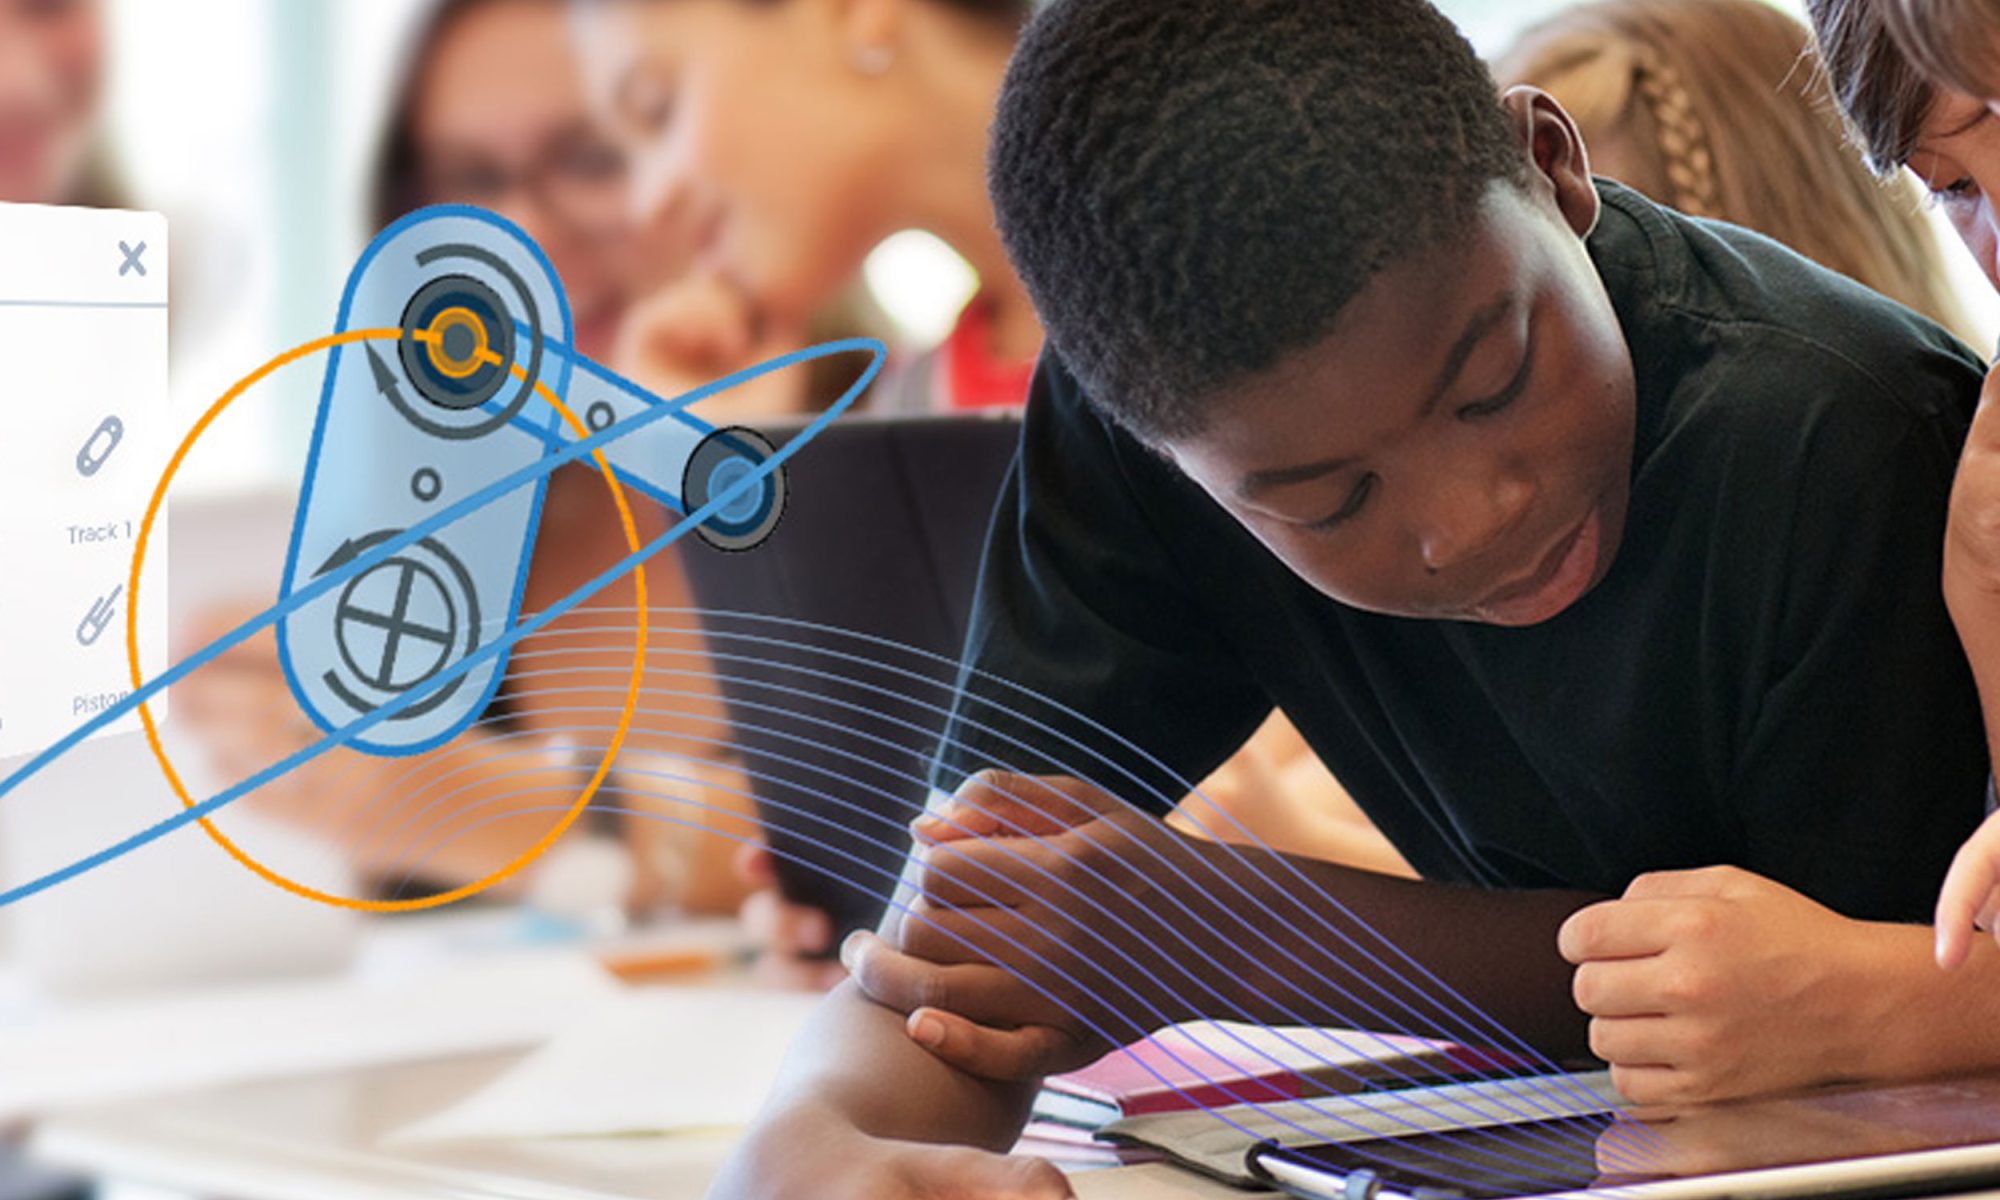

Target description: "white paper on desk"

left=388, top=987, right=823, bottom=1142
left=0, top=949, right=616, bottom=1121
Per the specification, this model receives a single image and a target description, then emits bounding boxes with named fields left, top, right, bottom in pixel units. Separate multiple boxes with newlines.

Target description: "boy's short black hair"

left=989, top=0, right=1528, bottom=441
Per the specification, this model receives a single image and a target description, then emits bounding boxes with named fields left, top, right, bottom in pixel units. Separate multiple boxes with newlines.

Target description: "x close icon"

left=117, top=240, right=147, bottom=278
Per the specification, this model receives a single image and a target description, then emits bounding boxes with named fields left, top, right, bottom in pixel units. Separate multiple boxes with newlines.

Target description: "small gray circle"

left=411, top=467, right=443, bottom=503
left=587, top=402, right=615, bottom=433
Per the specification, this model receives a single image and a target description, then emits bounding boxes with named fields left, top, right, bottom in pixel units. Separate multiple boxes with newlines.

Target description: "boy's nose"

left=1417, top=473, right=1533, bottom=575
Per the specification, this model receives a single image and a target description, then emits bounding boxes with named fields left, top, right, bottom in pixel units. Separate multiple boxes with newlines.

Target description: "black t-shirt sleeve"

left=1725, top=338, right=1988, bottom=921
left=929, top=354, right=1270, bottom=816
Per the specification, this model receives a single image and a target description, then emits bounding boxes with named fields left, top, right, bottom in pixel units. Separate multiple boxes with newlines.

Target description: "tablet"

left=1248, top=1075, right=2000, bottom=1200
left=677, top=412, right=1022, bottom=941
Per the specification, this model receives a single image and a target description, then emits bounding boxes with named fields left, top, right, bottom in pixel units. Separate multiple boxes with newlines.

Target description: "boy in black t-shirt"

left=712, top=3, right=1996, bottom=1196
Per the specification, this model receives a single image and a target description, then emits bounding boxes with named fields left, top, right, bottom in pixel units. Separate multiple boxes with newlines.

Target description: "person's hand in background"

left=611, top=266, right=810, bottom=420
left=736, top=839, right=847, bottom=990
left=1946, top=365, right=2000, bottom=612
left=605, top=751, right=758, bottom=917
left=170, top=605, right=576, bottom=898
left=170, top=605, right=721, bottom=907
left=1935, top=809, right=2000, bottom=969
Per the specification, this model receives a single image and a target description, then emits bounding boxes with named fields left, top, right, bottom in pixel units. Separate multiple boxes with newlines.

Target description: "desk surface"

left=43, top=1051, right=2000, bottom=1200
left=30, top=1048, right=1280, bottom=1200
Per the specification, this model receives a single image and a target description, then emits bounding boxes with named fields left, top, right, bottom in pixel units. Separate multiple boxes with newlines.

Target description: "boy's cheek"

left=1247, top=529, right=1446, bottom=619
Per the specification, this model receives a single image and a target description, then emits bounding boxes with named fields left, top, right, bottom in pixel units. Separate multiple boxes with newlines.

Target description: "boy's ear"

left=1498, top=85, right=1599, bottom=239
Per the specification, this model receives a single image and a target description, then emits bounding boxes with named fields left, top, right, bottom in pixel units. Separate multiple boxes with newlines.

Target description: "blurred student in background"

left=573, top=0, right=1041, bottom=414
left=178, top=0, right=771, bottom=918
left=1811, top=0, right=2000, bottom=293
left=0, top=0, right=122, bottom=207
left=1496, top=0, right=1975, bottom=344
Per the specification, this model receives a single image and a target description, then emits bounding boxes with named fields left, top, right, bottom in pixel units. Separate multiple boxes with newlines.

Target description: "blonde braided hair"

left=1495, top=0, right=1978, bottom=346
left=1629, top=47, right=1724, bottom=219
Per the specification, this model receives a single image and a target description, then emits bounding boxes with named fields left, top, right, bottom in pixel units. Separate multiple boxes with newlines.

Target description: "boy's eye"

left=1457, top=350, right=1531, bottom=421
left=1309, top=474, right=1376, bottom=531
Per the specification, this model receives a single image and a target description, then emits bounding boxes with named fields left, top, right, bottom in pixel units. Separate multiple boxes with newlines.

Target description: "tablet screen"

left=1250, top=1076, right=2000, bottom=1200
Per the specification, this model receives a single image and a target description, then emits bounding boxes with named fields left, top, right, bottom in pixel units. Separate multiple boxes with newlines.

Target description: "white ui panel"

left=0, top=203, right=169, bottom=759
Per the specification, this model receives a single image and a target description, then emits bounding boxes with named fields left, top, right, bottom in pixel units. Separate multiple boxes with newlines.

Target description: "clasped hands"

left=843, top=769, right=1266, bottom=1083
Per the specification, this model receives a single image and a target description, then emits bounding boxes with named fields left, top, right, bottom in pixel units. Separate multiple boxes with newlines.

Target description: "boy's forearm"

left=1193, top=848, right=1604, bottom=1060
left=713, top=979, right=1041, bottom=1197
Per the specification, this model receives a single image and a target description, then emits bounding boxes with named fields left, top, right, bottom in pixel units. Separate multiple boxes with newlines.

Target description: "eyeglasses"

left=415, top=127, right=632, bottom=237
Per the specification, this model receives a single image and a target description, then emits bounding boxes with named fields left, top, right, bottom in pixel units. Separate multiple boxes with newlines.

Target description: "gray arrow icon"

left=365, top=345, right=407, bottom=409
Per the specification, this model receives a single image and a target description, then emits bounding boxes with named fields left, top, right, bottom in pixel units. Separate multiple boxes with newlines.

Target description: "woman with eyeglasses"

left=176, top=0, right=801, bottom=922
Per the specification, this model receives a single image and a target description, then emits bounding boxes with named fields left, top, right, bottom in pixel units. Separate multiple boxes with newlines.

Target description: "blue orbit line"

left=0, top=337, right=886, bottom=906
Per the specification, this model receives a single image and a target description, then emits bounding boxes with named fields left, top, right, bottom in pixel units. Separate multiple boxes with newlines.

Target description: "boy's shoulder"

left=1592, top=181, right=1981, bottom=475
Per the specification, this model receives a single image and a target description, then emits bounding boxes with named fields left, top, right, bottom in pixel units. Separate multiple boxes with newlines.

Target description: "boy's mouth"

left=1471, top=505, right=1602, bottom=626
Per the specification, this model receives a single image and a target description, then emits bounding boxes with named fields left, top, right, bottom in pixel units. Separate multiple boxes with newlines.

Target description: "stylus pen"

left=1248, top=1144, right=1467, bottom=1200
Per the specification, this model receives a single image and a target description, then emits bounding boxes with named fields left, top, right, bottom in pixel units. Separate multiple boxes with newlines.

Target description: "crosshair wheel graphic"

left=334, top=558, right=460, bottom=692
left=314, top=530, right=481, bottom=722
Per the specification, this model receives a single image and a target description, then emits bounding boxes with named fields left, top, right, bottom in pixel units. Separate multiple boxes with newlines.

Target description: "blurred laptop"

left=679, top=411, right=1022, bottom=941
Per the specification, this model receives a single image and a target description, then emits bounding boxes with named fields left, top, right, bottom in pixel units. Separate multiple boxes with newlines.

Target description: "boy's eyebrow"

left=1421, top=294, right=1515, bottom=418
left=1234, top=295, right=1514, bottom=501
